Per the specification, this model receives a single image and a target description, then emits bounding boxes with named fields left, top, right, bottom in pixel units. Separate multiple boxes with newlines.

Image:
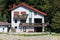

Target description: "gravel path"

left=0, top=34, right=60, bottom=40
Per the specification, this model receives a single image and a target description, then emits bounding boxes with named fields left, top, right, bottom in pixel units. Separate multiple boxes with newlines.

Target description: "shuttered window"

left=14, top=12, right=19, bottom=15
left=21, top=11, right=26, bottom=15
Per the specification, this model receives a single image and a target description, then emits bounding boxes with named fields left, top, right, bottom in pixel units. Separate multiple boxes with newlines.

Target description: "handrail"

left=20, top=23, right=47, bottom=27
left=14, top=14, right=28, bottom=19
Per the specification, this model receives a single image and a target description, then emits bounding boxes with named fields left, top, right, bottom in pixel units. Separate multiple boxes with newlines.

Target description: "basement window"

left=15, top=26, right=17, bottom=29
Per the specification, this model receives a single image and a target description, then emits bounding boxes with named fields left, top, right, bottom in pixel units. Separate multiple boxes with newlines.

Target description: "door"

left=34, top=27, right=42, bottom=32
left=23, top=27, right=26, bottom=32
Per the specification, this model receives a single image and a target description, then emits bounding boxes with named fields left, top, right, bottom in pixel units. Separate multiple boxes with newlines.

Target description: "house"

left=0, top=22, right=10, bottom=33
left=10, top=2, right=47, bottom=32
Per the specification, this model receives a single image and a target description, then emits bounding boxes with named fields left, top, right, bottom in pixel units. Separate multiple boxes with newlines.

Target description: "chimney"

left=13, top=4, right=16, bottom=8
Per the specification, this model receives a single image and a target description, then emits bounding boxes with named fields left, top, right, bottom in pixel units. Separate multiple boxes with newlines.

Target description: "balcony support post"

left=42, top=23, right=45, bottom=32
left=42, top=17, right=45, bottom=32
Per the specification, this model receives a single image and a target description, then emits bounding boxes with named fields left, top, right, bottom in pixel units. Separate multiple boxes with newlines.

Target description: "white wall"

left=11, top=6, right=30, bottom=28
left=11, top=6, right=44, bottom=32
left=26, top=27, right=34, bottom=32
left=0, top=26, right=8, bottom=33
left=17, top=26, right=34, bottom=32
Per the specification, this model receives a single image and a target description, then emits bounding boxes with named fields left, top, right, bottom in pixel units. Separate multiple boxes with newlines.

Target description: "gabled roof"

left=9, top=2, right=47, bottom=16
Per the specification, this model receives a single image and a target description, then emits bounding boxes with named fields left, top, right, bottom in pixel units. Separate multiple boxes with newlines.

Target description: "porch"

left=14, top=14, right=28, bottom=19
left=20, top=23, right=47, bottom=27
left=19, top=23, right=47, bottom=32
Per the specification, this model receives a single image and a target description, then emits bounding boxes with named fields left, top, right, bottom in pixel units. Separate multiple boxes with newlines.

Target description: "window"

left=34, top=18, right=42, bottom=23
left=21, top=11, right=26, bottom=15
left=15, top=20, right=17, bottom=23
left=29, top=18, right=32, bottom=25
left=15, top=26, right=17, bottom=29
left=20, top=20, right=26, bottom=23
left=34, top=13, right=37, bottom=15
left=14, top=12, right=19, bottom=16
left=3, top=27, right=4, bottom=30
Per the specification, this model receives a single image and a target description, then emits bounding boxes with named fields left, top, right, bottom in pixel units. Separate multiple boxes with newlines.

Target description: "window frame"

left=15, top=20, right=17, bottom=23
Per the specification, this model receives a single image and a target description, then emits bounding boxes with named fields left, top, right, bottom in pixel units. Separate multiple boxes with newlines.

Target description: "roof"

left=9, top=2, right=47, bottom=16
left=0, top=22, right=10, bottom=26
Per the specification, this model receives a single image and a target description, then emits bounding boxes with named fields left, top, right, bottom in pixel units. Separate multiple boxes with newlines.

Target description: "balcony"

left=14, top=14, right=28, bottom=19
left=20, top=23, right=47, bottom=27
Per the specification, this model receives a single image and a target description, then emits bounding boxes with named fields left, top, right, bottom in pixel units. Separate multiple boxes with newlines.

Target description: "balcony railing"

left=20, top=23, right=47, bottom=27
left=14, top=14, right=28, bottom=19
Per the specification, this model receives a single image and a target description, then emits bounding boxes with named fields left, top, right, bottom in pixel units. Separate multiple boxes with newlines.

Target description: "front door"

left=23, top=27, right=26, bottom=32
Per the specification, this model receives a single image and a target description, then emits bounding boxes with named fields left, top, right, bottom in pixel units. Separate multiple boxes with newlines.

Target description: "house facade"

left=10, top=3, right=47, bottom=32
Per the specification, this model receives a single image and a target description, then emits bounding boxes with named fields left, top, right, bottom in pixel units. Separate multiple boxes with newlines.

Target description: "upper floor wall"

left=11, top=6, right=44, bottom=19
left=11, top=6, right=45, bottom=27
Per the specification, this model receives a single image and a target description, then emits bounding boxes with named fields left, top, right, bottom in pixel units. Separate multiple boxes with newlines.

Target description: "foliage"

left=52, top=11, right=60, bottom=29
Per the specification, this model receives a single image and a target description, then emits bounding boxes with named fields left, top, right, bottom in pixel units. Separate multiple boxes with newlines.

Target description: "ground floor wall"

left=0, top=26, right=8, bottom=33
left=11, top=26, right=44, bottom=32
left=26, top=27, right=34, bottom=32
left=14, top=26, right=34, bottom=32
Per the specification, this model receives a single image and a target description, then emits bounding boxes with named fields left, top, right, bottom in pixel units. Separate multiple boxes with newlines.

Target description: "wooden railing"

left=14, top=14, right=28, bottom=19
left=20, top=23, right=47, bottom=27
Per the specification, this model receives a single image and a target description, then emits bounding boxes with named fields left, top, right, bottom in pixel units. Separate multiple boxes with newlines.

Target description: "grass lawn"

left=52, top=33, right=60, bottom=36
left=10, top=33, right=60, bottom=36
left=12, top=34, right=50, bottom=36
left=0, top=32, right=60, bottom=36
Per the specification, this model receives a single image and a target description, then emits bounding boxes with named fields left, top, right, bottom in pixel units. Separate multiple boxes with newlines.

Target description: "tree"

left=52, top=11, right=60, bottom=29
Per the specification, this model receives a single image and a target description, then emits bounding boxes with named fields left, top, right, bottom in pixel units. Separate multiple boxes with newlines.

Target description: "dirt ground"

left=0, top=34, right=60, bottom=40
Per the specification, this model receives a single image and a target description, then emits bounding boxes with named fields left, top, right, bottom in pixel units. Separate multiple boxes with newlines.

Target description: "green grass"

left=12, top=34, right=60, bottom=36
left=11, top=34, right=51, bottom=36
left=51, top=33, right=60, bottom=36
left=0, top=32, right=8, bottom=34
left=10, top=33, right=60, bottom=36
left=0, top=32, right=60, bottom=36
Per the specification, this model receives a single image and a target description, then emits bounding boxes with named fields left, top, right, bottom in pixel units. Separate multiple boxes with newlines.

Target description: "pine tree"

left=52, top=11, right=60, bottom=29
